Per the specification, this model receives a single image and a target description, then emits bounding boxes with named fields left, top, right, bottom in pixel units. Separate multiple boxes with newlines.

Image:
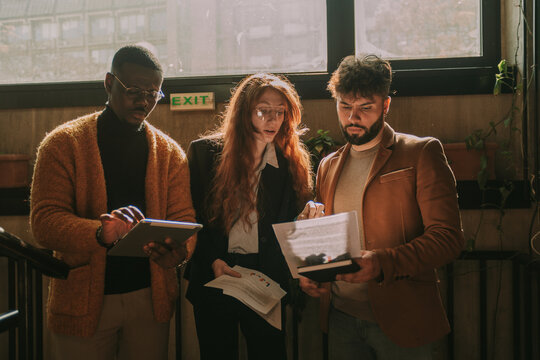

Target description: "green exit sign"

left=169, top=92, right=215, bottom=111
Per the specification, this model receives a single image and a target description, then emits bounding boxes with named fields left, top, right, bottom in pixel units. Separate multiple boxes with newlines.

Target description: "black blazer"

left=185, top=138, right=300, bottom=304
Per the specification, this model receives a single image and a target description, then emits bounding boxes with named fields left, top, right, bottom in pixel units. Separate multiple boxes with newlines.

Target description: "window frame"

left=0, top=0, right=500, bottom=109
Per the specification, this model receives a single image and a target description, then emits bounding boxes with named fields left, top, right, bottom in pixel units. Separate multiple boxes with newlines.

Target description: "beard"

left=339, top=111, right=384, bottom=146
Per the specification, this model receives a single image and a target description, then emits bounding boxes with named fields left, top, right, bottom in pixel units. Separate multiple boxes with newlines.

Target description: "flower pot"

left=443, top=143, right=498, bottom=181
left=0, top=154, right=31, bottom=188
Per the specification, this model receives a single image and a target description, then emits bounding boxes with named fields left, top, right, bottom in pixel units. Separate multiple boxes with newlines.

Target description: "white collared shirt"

left=228, top=143, right=279, bottom=254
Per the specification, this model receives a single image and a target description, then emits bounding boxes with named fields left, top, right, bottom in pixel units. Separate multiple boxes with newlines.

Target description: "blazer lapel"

left=324, top=143, right=351, bottom=215
left=367, top=123, right=395, bottom=185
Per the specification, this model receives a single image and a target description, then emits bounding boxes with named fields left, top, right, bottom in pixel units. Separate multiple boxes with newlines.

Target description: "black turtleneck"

left=97, top=106, right=151, bottom=294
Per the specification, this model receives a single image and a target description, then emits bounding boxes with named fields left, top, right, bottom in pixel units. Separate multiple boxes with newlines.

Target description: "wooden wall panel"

left=0, top=93, right=515, bottom=158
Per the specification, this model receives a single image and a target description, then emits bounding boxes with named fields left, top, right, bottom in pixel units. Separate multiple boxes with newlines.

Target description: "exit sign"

left=170, top=92, right=215, bottom=111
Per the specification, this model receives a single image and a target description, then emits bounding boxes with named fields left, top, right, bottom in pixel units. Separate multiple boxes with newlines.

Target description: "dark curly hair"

left=327, top=54, right=392, bottom=99
left=111, top=45, right=163, bottom=75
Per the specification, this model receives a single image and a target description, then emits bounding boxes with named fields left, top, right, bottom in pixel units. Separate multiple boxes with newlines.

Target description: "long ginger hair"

left=206, top=73, right=313, bottom=232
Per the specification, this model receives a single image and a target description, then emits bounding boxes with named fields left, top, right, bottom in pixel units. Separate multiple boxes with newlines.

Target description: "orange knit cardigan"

left=30, top=111, right=196, bottom=337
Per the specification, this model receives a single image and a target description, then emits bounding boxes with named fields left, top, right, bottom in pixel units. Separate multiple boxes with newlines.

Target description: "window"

left=160, top=0, right=326, bottom=77
left=148, top=8, right=166, bottom=38
left=355, top=0, right=481, bottom=60
left=351, top=0, right=500, bottom=96
left=117, top=12, right=146, bottom=41
left=0, top=0, right=326, bottom=84
left=0, top=0, right=500, bottom=109
left=58, top=16, right=83, bottom=46
left=1, top=21, right=31, bottom=48
left=31, top=19, right=56, bottom=45
left=89, top=14, right=114, bottom=43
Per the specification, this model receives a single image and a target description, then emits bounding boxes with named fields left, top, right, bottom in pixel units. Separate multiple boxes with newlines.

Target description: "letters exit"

left=169, top=92, right=215, bottom=111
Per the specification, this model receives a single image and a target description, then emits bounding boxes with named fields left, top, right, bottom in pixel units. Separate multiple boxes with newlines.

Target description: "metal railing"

left=2, top=232, right=538, bottom=360
left=446, top=251, right=540, bottom=360
left=0, top=227, right=69, bottom=360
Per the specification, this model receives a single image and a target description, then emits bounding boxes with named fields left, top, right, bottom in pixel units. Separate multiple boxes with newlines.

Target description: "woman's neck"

left=253, top=141, right=267, bottom=168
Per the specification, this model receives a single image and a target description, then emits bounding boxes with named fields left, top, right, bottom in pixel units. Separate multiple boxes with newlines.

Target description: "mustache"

left=345, top=124, right=366, bottom=130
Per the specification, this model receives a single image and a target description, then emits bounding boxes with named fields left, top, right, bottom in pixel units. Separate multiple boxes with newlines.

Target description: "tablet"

left=107, top=218, right=202, bottom=257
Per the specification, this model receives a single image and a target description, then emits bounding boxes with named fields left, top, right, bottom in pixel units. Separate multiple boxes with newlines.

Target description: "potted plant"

left=463, top=12, right=532, bottom=250
left=303, top=129, right=340, bottom=172
left=443, top=142, right=498, bottom=182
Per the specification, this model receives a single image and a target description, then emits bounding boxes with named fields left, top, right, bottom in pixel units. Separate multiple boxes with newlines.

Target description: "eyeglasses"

left=109, top=72, right=164, bottom=102
left=254, top=106, right=286, bottom=122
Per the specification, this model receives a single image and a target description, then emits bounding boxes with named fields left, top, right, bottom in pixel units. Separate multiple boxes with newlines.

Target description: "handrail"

left=0, top=227, right=69, bottom=279
left=0, top=227, right=70, bottom=359
left=447, top=250, right=540, bottom=360
left=0, top=310, right=19, bottom=333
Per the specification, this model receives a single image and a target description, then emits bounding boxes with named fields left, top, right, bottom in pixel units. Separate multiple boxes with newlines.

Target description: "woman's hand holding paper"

left=297, top=200, right=325, bottom=220
left=212, top=258, right=242, bottom=278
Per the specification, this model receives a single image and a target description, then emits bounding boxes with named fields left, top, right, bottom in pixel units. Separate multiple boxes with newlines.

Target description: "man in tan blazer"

left=298, top=54, right=464, bottom=359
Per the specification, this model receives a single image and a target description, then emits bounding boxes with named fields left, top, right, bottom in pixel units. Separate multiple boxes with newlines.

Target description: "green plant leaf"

left=497, top=59, right=507, bottom=73
left=477, top=169, right=488, bottom=190
left=480, top=155, right=488, bottom=170
left=493, top=80, right=501, bottom=95
left=474, top=139, right=485, bottom=150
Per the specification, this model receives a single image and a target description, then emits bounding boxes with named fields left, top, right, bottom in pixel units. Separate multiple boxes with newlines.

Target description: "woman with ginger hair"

left=185, top=73, right=313, bottom=360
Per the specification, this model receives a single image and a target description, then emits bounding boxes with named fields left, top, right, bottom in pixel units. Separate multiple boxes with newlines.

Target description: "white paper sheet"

left=272, top=211, right=362, bottom=278
left=205, top=266, right=286, bottom=329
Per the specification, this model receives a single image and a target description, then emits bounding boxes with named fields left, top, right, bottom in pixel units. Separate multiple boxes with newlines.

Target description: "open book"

left=107, top=219, right=202, bottom=257
left=272, top=211, right=362, bottom=282
left=205, top=266, right=286, bottom=329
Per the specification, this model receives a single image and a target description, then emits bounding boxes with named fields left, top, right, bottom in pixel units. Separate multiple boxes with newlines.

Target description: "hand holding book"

left=298, top=276, right=330, bottom=297
left=335, top=250, right=382, bottom=283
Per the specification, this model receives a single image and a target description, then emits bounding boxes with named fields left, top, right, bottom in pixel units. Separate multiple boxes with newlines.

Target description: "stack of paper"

left=205, top=266, right=286, bottom=329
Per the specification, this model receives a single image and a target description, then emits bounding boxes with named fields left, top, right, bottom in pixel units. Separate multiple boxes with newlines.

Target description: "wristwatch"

left=176, top=258, right=189, bottom=270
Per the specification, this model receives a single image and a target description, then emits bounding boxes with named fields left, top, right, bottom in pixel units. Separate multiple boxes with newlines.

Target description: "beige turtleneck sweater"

left=332, top=129, right=383, bottom=321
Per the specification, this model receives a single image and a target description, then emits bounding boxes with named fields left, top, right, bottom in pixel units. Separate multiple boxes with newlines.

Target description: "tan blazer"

left=316, top=123, right=464, bottom=347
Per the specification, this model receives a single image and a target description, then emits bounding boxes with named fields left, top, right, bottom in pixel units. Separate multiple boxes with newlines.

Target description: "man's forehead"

left=337, top=93, right=382, bottom=104
left=118, top=63, right=162, bottom=86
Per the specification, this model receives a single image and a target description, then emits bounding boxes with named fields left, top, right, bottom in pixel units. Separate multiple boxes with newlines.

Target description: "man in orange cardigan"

left=30, top=45, right=196, bottom=360
left=299, top=55, right=464, bottom=359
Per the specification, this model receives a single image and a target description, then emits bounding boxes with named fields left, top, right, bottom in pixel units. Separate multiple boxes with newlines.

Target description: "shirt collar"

left=257, top=143, right=279, bottom=172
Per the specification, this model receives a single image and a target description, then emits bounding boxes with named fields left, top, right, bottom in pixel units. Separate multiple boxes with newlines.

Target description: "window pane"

left=59, top=16, right=83, bottom=46
left=0, top=0, right=326, bottom=84
left=355, top=0, right=481, bottom=60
